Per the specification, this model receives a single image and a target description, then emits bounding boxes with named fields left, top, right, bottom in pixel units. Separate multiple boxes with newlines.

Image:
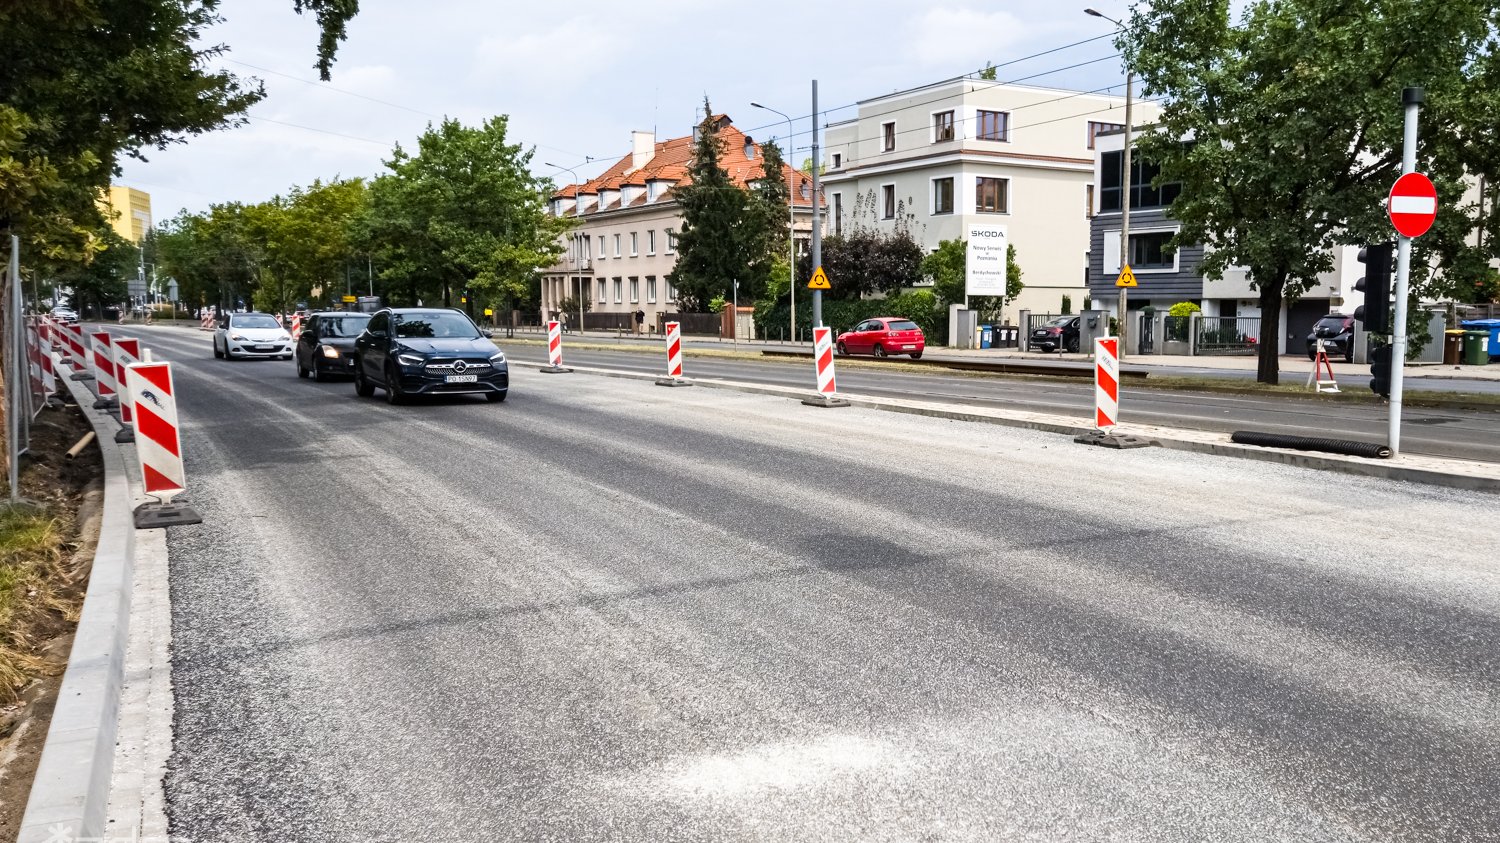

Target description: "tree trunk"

left=1256, top=276, right=1284, bottom=384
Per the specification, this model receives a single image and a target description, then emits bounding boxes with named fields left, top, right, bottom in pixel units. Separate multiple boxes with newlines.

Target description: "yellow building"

left=101, top=185, right=152, bottom=242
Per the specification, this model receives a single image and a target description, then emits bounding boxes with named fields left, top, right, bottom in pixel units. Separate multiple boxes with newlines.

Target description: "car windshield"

left=1045, top=317, right=1073, bottom=327
left=232, top=315, right=281, bottom=329
left=394, top=312, right=480, bottom=339
left=888, top=320, right=920, bottom=331
left=321, top=315, right=370, bottom=337
left=1314, top=317, right=1349, bottom=332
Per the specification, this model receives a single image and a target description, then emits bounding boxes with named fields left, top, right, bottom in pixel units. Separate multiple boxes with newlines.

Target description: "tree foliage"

left=798, top=189, right=923, bottom=299
left=1126, top=0, right=1500, bottom=383
left=924, top=239, right=1025, bottom=319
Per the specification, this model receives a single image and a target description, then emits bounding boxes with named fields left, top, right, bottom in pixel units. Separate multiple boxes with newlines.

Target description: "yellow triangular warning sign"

left=1116, top=265, right=1138, bottom=288
left=808, top=266, right=831, bottom=290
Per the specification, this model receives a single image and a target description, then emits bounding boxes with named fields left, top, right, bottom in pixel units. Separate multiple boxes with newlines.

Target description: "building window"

left=629, top=277, right=639, bottom=302
left=613, top=234, right=621, bottom=257
left=666, top=229, right=677, bottom=253
left=630, top=232, right=638, bottom=256
left=647, top=230, right=656, bottom=255
left=832, top=152, right=842, bottom=168
left=1087, top=121, right=1125, bottom=150
left=1130, top=232, right=1176, bottom=269
left=613, top=277, right=623, bottom=303
left=597, top=278, right=606, bottom=303
left=932, top=177, right=954, bottom=215
left=1099, top=150, right=1181, bottom=212
left=976, top=177, right=1009, bottom=214
left=667, top=281, right=677, bottom=302
left=977, top=110, right=1009, bottom=142
left=832, top=193, right=843, bottom=236
left=1086, top=184, right=1095, bottom=218
left=881, top=184, right=896, bottom=219
left=882, top=121, right=896, bottom=152
left=933, top=110, right=955, bottom=142
left=597, top=236, right=606, bottom=259
left=647, top=277, right=657, bottom=304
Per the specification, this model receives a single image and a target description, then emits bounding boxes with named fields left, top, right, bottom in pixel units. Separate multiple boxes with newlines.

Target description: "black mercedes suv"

left=352, top=308, right=508, bottom=404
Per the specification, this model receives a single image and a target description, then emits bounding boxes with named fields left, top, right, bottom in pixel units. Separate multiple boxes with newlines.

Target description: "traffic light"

left=1354, top=243, right=1394, bottom=334
left=1370, top=343, right=1393, bottom=398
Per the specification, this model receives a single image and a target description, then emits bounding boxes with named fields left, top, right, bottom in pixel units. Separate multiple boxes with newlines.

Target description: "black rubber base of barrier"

left=134, top=502, right=203, bottom=529
left=70, top=373, right=94, bottom=381
left=114, top=428, right=134, bottom=444
left=801, top=394, right=851, bottom=408
left=655, top=377, right=693, bottom=387
left=92, top=397, right=117, bottom=410
left=1074, top=430, right=1157, bottom=449
left=1230, top=430, right=1393, bottom=459
left=538, top=366, right=574, bottom=374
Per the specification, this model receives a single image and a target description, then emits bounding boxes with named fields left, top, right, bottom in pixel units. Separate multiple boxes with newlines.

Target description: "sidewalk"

left=511, top=326, right=1500, bottom=383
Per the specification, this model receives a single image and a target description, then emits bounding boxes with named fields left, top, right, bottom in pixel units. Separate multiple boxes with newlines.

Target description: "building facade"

left=820, top=78, right=1160, bottom=320
left=1086, top=129, right=1361, bottom=354
left=541, top=115, right=819, bottom=330
left=102, top=185, right=152, bottom=243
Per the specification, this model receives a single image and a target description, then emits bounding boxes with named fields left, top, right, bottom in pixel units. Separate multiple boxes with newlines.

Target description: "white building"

left=821, top=77, right=1161, bottom=320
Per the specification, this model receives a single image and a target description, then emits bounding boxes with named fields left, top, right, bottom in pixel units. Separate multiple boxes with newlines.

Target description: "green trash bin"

left=1463, top=331, right=1489, bottom=365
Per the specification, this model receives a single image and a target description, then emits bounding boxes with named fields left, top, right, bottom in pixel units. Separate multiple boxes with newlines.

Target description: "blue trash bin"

left=1460, top=319, right=1500, bottom=359
left=979, top=324, right=993, bottom=349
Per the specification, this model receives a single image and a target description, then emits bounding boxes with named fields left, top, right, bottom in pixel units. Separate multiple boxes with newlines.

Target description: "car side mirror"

left=481, top=329, right=494, bottom=338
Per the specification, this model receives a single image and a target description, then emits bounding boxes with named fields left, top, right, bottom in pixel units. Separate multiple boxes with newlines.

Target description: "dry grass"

left=0, top=510, right=74, bottom=704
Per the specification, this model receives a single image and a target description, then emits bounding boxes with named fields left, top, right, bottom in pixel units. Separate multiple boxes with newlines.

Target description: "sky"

left=117, top=0, right=1140, bottom=224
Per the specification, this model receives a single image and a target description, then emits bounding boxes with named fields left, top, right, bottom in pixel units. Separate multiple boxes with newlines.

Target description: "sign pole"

left=1389, top=86, right=1422, bottom=458
left=810, top=79, right=823, bottom=329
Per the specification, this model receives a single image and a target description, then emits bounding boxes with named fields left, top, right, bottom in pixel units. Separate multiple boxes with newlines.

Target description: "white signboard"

left=965, top=223, right=1009, bottom=297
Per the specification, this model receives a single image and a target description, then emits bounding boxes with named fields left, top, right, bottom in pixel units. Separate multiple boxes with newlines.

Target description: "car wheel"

left=384, top=364, right=407, bottom=405
left=1066, top=338, right=1080, bottom=353
left=1307, top=349, right=1317, bottom=361
left=297, top=361, right=310, bottom=379
left=213, top=341, right=223, bottom=360
left=911, top=352, right=923, bottom=360
left=354, top=363, right=374, bottom=397
left=310, top=362, right=324, bottom=383
left=836, top=341, right=847, bottom=355
left=486, top=391, right=507, bottom=403
left=873, top=344, right=887, bottom=358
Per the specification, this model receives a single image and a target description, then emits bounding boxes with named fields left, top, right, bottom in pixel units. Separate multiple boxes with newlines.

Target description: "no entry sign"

left=1387, top=172, right=1437, bottom=238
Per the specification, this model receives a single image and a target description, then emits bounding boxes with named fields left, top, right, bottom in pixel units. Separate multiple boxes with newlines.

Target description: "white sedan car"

left=213, top=312, right=294, bottom=360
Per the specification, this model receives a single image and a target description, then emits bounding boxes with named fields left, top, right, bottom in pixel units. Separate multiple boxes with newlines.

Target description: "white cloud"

left=470, top=18, right=614, bottom=91
left=911, top=7, right=1031, bottom=70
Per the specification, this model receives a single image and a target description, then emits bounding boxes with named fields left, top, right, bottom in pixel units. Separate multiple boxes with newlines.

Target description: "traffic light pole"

left=1388, top=87, right=1422, bottom=458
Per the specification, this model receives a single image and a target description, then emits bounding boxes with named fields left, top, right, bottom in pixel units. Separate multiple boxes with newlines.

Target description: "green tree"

left=1126, top=0, right=1498, bottom=383
left=800, top=189, right=923, bottom=299
left=52, top=229, right=136, bottom=318
left=752, top=139, right=792, bottom=268
left=670, top=103, right=761, bottom=311
left=358, top=117, right=569, bottom=311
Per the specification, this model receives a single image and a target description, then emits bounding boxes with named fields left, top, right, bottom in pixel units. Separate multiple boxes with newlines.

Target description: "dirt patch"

left=0, top=393, right=105, bottom=840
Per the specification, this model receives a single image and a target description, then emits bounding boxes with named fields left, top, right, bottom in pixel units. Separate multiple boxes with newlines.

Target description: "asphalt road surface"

left=126, top=325, right=1500, bottom=842
left=502, top=343, right=1500, bottom=463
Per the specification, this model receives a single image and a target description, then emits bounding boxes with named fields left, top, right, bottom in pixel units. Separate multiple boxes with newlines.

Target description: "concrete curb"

left=548, top=363, right=1500, bottom=493
left=17, top=373, right=137, bottom=842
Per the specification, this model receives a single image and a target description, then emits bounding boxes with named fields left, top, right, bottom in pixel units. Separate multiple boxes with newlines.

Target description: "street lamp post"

left=751, top=102, right=798, bottom=344
left=545, top=162, right=587, bottom=335
left=1087, top=8, right=1132, bottom=360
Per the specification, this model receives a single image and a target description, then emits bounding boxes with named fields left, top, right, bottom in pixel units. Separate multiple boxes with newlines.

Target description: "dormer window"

left=800, top=182, right=811, bottom=200
left=745, top=139, right=756, bottom=159
left=832, top=153, right=842, bottom=169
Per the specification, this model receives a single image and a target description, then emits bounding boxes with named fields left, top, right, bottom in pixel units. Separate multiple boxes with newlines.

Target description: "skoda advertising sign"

left=965, top=224, right=1008, bottom=297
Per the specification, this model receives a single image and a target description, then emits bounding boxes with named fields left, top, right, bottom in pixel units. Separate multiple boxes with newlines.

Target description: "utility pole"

left=810, top=80, right=823, bottom=329
left=1087, top=8, right=1132, bottom=359
left=1388, top=86, right=1423, bottom=457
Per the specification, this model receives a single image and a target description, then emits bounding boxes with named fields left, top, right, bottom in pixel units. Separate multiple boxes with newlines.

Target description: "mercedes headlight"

left=489, top=351, right=506, bottom=363
left=397, top=353, right=425, bottom=366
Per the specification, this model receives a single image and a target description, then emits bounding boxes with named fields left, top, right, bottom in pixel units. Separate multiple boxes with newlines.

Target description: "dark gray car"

left=296, top=312, right=371, bottom=381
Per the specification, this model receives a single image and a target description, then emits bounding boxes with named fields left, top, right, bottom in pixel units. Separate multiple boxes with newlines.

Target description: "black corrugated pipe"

left=1230, top=431, right=1393, bottom=459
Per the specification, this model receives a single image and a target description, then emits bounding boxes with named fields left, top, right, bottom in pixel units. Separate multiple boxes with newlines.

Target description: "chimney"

left=631, top=130, right=655, bottom=171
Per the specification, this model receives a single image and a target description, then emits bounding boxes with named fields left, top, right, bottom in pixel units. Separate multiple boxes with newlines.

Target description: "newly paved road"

left=127, top=325, right=1500, bottom=842
left=502, top=343, right=1500, bottom=463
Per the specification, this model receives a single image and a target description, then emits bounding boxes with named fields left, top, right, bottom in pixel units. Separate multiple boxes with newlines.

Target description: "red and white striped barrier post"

left=89, top=331, right=118, bottom=408
left=801, top=326, right=850, bottom=408
left=289, top=313, right=303, bottom=339
left=539, top=320, right=572, bottom=374
left=113, top=338, right=142, bottom=442
left=655, top=321, right=692, bottom=387
left=38, top=320, right=57, bottom=398
left=1094, top=336, right=1119, bottom=431
left=66, top=323, right=91, bottom=378
left=122, top=361, right=202, bottom=528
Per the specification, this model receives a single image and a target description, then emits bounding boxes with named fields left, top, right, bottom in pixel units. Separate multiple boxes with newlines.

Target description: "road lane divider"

left=539, top=320, right=573, bottom=374
left=1074, top=337, right=1153, bottom=449
left=655, top=321, right=692, bottom=388
left=121, top=361, right=202, bottom=529
left=801, top=326, right=850, bottom=408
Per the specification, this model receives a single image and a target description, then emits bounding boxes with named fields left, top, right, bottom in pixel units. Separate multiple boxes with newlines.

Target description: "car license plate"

left=902, top=344, right=916, bottom=350
left=445, top=374, right=477, bottom=383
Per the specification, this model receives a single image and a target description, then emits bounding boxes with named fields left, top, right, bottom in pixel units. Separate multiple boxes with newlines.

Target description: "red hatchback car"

left=836, top=317, right=926, bottom=359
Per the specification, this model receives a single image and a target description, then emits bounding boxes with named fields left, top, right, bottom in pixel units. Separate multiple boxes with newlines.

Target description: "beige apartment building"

left=541, top=115, right=819, bottom=330
left=822, top=78, right=1161, bottom=320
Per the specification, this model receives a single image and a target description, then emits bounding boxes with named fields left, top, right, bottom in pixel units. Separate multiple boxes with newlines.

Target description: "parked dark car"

left=1030, top=316, right=1080, bottom=352
left=296, top=312, right=371, bottom=381
left=352, top=308, right=507, bottom=404
left=1306, top=314, right=1355, bottom=362
left=836, top=317, right=926, bottom=359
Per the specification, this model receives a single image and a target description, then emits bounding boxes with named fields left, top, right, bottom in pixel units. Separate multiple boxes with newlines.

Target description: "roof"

left=552, top=114, right=823, bottom=213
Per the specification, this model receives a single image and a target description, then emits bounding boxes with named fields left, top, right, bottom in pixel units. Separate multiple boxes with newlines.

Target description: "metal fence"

left=1196, top=316, right=1260, bottom=355
left=3, top=236, right=35, bottom=501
